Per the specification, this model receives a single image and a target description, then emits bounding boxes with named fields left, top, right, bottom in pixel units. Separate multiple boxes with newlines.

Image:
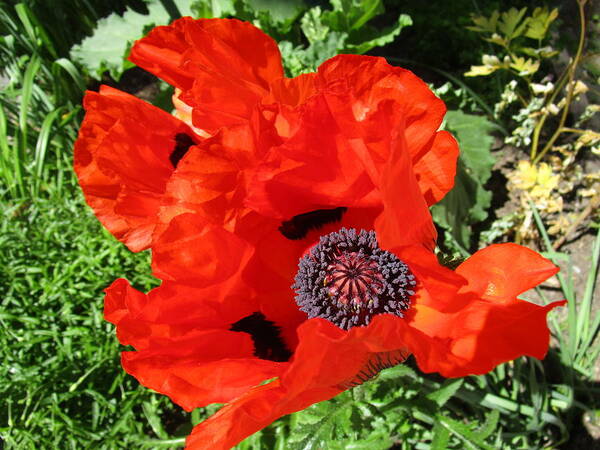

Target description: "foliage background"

left=1, top=0, right=598, bottom=448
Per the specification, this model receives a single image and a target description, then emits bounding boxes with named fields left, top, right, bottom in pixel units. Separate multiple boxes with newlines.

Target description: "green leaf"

left=190, top=0, right=236, bottom=18
left=321, top=0, right=384, bottom=33
left=300, top=7, right=330, bottom=44
left=70, top=0, right=193, bottom=80
left=431, top=111, right=496, bottom=250
left=346, top=14, right=412, bottom=54
left=244, top=0, right=305, bottom=24
left=497, top=7, right=528, bottom=41
left=509, top=55, right=539, bottom=76
left=525, top=7, right=558, bottom=40
left=466, top=11, right=499, bottom=34
left=437, top=414, right=496, bottom=450
left=287, top=393, right=354, bottom=450
left=279, top=31, right=347, bottom=76
left=477, top=410, right=500, bottom=440
left=431, top=419, right=451, bottom=450
left=426, top=378, right=464, bottom=408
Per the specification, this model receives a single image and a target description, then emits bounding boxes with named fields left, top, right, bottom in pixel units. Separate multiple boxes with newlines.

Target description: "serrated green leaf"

left=467, top=11, right=499, bottom=34
left=431, top=419, right=451, bottom=450
left=437, top=414, right=496, bottom=450
left=279, top=31, right=347, bottom=76
left=70, top=0, right=193, bottom=80
left=477, top=410, right=500, bottom=440
left=509, top=55, right=539, bottom=76
left=288, top=395, right=354, bottom=450
left=345, top=431, right=392, bottom=449
left=498, top=7, right=528, bottom=40
left=300, top=7, right=330, bottom=44
left=525, top=7, right=558, bottom=40
left=191, top=0, right=236, bottom=18
left=426, top=378, right=464, bottom=408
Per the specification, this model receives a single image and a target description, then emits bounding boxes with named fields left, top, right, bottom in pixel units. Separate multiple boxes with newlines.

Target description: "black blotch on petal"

left=279, top=207, right=347, bottom=240
left=230, top=312, right=292, bottom=362
left=169, top=133, right=196, bottom=168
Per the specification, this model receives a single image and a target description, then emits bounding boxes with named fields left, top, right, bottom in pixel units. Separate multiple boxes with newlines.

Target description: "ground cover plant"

left=1, top=0, right=598, bottom=448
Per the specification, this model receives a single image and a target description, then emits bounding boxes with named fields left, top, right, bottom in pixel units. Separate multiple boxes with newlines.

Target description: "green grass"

left=0, top=193, right=186, bottom=448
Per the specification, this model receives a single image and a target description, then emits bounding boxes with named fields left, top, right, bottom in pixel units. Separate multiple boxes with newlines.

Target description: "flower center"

left=293, top=228, right=416, bottom=330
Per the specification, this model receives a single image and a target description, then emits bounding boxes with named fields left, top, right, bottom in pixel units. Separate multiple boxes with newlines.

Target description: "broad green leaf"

left=445, top=110, right=496, bottom=182
left=70, top=0, right=193, bottom=80
left=279, top=31, right=347, bottom=76
left=347, top=14, right=412, bottom=54
left=431, top=111, right=496, bottom=250
left=245, top=0, right=305, bottom=23
left=322, top=0, right=384, bottom=32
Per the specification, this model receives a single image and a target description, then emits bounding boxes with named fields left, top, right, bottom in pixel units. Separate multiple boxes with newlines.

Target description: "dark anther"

left=169, top=133, right=196, bottom=168
left=279, top=207, right=347, bottom=240
left=293, top=228, right=416, bottom=330
left=230, top=312, right=292, bottom=362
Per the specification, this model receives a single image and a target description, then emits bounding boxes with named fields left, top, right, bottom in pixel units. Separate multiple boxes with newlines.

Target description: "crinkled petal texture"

left=129, top=17, right=284, bottom=133
left=74, top=86, right=201, bottom=251
left=246, top=54, right=459, bottom=222
left=184, top=244, right=563, bottom=449
left=104, top=215, right=289, bottom=411
left=398, top=243, right=565, bottom=378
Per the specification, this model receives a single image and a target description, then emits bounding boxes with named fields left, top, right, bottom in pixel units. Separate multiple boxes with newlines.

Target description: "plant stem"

left=532, top=0, right=588, bottom=165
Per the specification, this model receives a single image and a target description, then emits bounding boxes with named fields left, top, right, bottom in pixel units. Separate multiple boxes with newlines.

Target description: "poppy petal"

left=104, top=279, right=285, bottom=410
left=374, top=132, right=438, bottom=250
left=455, top=243, right=559, bottom=302
left=74, top=86, right=199, bottom=251
left=316, top=55, right=448, bottom=163
left=151, top=213, right=254, bottom=287
left=130, top=17, right=284, bottom=133
left=405, top=244, right=564, bottom=377
left=186, top=314, right=413, bottom=448
left=121, top=331, right=286, bottom=411
left=412, top=130, right=459, bottom=205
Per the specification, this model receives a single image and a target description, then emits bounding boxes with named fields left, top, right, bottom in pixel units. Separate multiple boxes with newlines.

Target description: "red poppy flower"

left=106, top=208, right=564, bottom=449
left=105, top=107, right=563, bottom=447
left=82, top=17, right=565, bottom=449
left=135, top=18, right=456, bottom=219
left=75, top=18, right=458, bottom=252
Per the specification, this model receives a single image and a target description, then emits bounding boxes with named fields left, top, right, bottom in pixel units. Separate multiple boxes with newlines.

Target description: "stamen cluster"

left=293, top=228, right=416, bottom=330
